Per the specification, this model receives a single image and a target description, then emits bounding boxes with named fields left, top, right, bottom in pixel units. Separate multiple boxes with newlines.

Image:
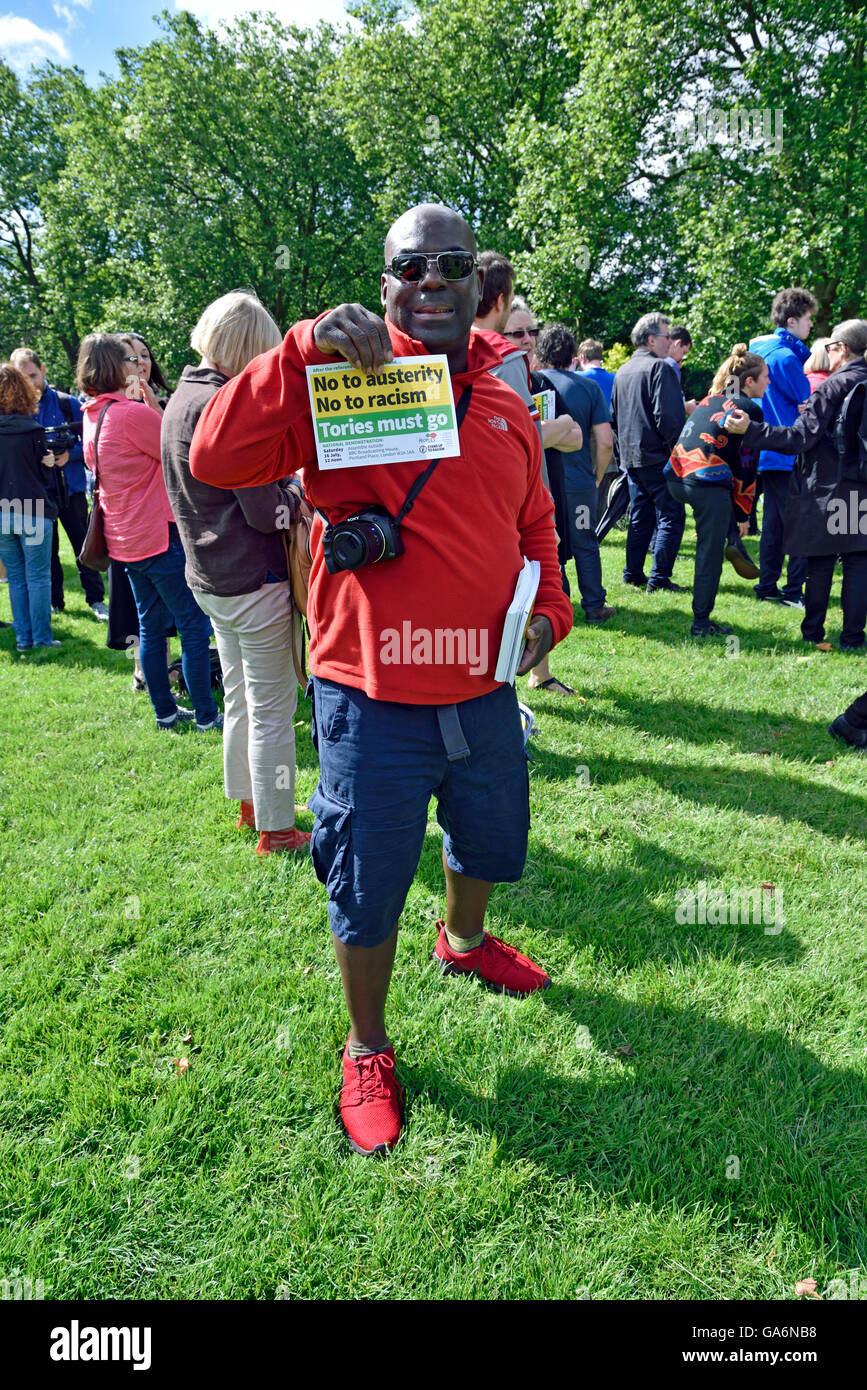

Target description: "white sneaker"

left=90, top=601, right=109, bottom=621
left=195, top=712, right=224, bottom=733
left=156, top=707, right=196, bottom=729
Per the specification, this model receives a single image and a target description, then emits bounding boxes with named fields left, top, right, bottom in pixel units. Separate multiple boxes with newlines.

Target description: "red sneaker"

left=340, top=1043, right=404, bottom=1155
left=237, top=799, right=255, bottom=830
left=255, top=828, right=312, bottom=855
left=432, top=921, right=551, bottom=997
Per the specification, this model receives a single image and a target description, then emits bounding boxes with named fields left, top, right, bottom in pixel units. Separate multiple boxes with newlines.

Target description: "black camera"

left=322, top=506, right=405, bottom=574
left=43, top=424, right=81, bottom=456
left=318, top=385, right=474, bottom=576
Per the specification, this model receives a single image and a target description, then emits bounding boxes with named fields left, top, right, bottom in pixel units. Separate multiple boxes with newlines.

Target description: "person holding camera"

left=77, top=333, right=220, bottom=730
left=190, top=203, right=573, bottom=1157
left=10, top=347, right=108, bottom=621
left=665, top=344, right=771, bottom=637
left=0, top=361, right=66, bottom=651
left=162, top=291, right=310, bottom=854
left=727, top=319, right=867, bottom=651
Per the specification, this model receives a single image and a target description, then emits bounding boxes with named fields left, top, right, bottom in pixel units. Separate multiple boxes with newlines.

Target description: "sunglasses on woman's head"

left=384, top=251, right=478, bottom=283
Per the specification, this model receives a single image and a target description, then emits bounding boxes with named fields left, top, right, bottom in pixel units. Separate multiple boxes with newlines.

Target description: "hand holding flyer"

left=306, top=356, right=459, bottom=469
left=532, top=389, right=556, bottom=421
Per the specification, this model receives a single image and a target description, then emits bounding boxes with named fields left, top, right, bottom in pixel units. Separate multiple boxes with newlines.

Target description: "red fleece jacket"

left=189, top=314, right=573, bottom=704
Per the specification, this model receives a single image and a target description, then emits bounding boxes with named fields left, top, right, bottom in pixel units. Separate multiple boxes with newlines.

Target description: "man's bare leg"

left=442, top=847, right=492, bottom=938
left=438, top=850, right=549, bottom=992
left=526, top=654, right=574, bottom=693
left=333, top=925, right=398, bottom=1052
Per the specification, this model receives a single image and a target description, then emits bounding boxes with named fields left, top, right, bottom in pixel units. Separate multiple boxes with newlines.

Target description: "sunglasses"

left=384, top=251, right=478, bottom=283
left=505, top=327, right=539, bottom=340
left=121, top=356, right=140, bottom=364
left=826, top=341, right=844, bottom=350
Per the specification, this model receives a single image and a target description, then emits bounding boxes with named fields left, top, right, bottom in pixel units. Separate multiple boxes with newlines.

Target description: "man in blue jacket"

left=11, top=348, right=107, bottom=619
left=748, top=287, right=818, bottom=607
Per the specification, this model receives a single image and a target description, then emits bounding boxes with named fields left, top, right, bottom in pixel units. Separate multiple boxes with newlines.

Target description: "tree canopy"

left=1, top=0, right=864, bottom=389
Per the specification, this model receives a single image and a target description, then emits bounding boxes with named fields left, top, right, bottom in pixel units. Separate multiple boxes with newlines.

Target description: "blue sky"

left=0, top=1, right=355, bottom=82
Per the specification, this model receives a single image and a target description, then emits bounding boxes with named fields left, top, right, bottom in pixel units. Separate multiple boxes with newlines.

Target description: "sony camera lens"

left=332, top=518, right=387, bottom=570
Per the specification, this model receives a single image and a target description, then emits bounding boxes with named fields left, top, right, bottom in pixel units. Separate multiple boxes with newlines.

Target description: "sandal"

left=529, top=677, right=577, bottom=696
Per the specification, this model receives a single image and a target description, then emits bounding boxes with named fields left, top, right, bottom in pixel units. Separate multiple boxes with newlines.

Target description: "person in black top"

left=533, top=324, right=616, bottom=623
left=610, top=312, right=687, bottom=592
left=727, top=319, right=867, bottom=652
left=666, top=344, right=775, bottom=636
left=0, top=362, right=67, bottom=651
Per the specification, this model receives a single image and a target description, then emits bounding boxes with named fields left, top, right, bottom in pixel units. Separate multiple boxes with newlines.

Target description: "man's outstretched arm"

left=190, top=305, right=393, bottom=491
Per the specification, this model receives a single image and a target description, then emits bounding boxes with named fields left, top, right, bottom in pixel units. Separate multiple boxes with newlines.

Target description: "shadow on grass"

left=410, top=982, right=866, bottom=1270
left=411, top=830, right=806, bottom=969
left=531, top=704, right=865, bottom=840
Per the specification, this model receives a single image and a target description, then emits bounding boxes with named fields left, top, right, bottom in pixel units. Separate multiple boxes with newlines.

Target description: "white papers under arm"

left=495, top=557, right=541, bottom=684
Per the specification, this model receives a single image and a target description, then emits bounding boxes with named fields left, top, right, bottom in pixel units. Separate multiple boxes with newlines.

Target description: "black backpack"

left=168, top=648, right=224, bottom=694
left=834, top=380, right=867, bottom=484
left=55, top=390, right=75, bottom=425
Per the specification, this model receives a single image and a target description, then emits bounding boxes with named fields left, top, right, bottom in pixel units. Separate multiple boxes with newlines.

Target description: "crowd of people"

left=2, top=202, right=866, bottom=1157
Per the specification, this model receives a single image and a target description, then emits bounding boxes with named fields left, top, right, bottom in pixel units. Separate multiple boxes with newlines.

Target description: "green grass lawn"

left=1, top=522, right=865, bottom=1301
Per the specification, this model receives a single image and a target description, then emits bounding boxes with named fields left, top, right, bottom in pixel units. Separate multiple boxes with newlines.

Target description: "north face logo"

left=488, top=416, right=508, bottom=432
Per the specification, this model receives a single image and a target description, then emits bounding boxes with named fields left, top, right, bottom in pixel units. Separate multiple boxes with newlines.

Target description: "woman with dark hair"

left=106, top=333, right=173, bottom=685
left=123, top=333, right=171, bottom=404
left=665, top=343, right=774, bottom=637
left=77, top=333, right=219, bottom=729
left=728, top=319, right=867, bottom=651
left=0, top=362, right=66, bottom=651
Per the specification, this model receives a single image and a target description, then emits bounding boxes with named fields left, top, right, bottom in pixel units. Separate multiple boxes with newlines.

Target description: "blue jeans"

left=624, top=463, right=686, bottom=583
left=564, top=487, right=606, bottom=614
left=0, top=517, right=54, bottom=647
left=755, top=470, right=807, bottom=600
left=124, top=526, right=217, bottom=723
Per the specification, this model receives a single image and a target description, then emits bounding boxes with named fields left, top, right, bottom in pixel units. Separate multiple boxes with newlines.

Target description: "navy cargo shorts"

left=307, top=676, right=530, bottom=948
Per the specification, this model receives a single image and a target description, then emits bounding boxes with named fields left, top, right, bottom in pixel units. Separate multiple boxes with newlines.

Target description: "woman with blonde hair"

left=161, top=290, right=309, bottom=855
left=804, top=338, right=831, bottom=393
left=665, top=343, right=781, bottom=636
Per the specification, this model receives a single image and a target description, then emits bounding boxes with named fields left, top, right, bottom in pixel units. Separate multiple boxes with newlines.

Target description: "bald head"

left=381, top=203, right=482, bottom=370
left=384, top=203, right=478, bottom=263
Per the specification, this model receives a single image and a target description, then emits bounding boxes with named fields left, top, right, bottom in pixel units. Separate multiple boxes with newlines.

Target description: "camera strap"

left=393, top=385, right=472, bottom=526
